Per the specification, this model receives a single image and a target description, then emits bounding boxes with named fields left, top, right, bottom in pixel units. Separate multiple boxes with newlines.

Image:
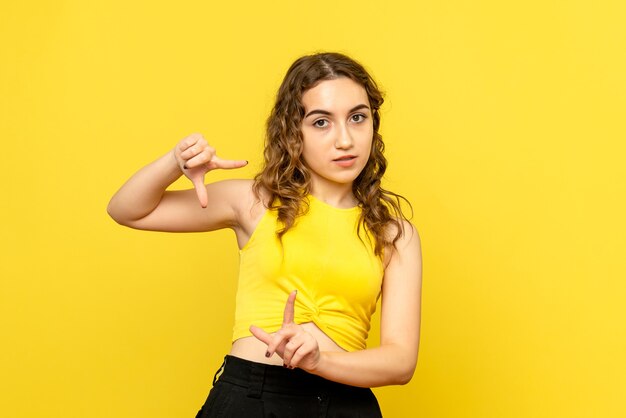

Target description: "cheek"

left=302, top=132, right=326, bottom=154
left=301, top=142, right=320, bottom=167
left=357, top=131, right=373, bottom=155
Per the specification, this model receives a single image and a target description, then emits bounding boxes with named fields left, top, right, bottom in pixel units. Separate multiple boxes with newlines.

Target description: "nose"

left=335, top=123, right=354, bottom=149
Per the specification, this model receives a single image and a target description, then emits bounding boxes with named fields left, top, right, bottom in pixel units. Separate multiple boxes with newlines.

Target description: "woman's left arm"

left=250, top=221, right=422, bottom=388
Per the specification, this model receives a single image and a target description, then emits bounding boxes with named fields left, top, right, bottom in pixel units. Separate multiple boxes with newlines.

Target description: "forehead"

left=301, top=77, right=369, bottom=111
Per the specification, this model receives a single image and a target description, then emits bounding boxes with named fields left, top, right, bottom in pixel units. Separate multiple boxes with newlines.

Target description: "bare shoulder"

left=215, top=179, right=271, bottom=232
left=205, top=178, right=255, bottom=216
left=397, top=219, right=421, bottom=249
left=220, top=180, right=274, bottom=247
left=383, top=219, right=422, bottom=269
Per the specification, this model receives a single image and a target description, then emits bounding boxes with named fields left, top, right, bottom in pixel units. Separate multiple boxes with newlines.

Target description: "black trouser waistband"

left=215, top=355, right=370, bottom=399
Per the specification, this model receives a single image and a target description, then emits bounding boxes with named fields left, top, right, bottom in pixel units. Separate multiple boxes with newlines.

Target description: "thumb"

left=210, top=157, right=248, bottom=170
left=190, top=173, right=208, bottom=208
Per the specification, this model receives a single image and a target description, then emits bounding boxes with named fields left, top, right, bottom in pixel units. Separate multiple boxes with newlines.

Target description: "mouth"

left=332, top=155, right=358, bottom=168
left=333, top=155, right=357, bottom=162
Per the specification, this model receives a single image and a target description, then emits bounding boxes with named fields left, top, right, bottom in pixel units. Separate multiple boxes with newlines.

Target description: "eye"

left=313, top=119, right=329, bottom=128
left=351, top=113, right=367, bottom=123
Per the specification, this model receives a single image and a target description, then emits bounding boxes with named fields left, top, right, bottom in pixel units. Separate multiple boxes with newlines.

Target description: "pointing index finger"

left=282, top=290, right=297, bottom=326
left=211, top=156, right=248, bottom=170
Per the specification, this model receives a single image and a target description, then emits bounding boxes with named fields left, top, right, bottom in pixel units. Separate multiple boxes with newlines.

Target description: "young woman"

left=108, top=52, right=422, bottom=417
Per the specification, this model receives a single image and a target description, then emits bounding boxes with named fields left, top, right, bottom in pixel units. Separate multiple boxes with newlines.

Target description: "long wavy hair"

left=253, top=52, right=411, bottom=256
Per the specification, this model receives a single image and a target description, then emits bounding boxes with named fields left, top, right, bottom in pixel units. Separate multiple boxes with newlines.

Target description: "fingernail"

left=265, top=351, right=271, bottom=358
left=245, top=160, right=248, bottom=164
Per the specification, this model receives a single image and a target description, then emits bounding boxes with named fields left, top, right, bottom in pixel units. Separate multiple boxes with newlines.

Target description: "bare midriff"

left=229, top=321, right=347, bottom=365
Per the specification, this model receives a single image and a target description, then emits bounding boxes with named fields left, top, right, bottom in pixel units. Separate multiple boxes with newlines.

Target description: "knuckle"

left=186, top=133, right=200, bottom=144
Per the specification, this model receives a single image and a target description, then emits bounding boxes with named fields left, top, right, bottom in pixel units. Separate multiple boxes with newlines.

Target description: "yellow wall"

left=1, top=1, right=625, bottom=417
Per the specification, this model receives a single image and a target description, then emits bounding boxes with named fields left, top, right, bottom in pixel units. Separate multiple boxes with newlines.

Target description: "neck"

left=309, top=180, right=357, bottom=209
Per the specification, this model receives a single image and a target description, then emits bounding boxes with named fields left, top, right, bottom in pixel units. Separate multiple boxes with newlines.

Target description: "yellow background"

left=1, top=1, right=625, bottom=417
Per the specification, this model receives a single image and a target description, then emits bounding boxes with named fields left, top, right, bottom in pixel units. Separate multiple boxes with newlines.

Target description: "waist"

left=230, top=322, right=347, bottom=366
left=215, top=355, right=372, bottom=395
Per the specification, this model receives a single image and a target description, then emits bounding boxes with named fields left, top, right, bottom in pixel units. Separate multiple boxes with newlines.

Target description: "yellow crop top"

left=232, top=194, right=384, bottom=352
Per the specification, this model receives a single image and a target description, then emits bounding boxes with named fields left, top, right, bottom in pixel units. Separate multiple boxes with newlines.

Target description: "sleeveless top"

left=232, top=194, right=384, bottom=352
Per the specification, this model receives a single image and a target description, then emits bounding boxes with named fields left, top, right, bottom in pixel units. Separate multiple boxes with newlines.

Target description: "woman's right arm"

left=107, top=133, right=249, bottom=232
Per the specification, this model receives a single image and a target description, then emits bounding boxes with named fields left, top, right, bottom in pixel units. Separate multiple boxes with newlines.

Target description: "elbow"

left=107, top=204, right=148, bottom=230
left=106, top=201, right=123, bottom=225
left=106, top=200, right=132, bottom=227
left=392, top=363, right=416, bottom=386
left=388, top=351, right=417, bottom=386
left=386, top=340, right=420, bottom=386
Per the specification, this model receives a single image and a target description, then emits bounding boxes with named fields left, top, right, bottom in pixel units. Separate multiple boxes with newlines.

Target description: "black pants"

left=195, top=355, right=383, bottom=418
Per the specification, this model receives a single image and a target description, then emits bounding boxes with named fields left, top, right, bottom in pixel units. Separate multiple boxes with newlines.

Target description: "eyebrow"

left=304, top=104, right=370, bottom=119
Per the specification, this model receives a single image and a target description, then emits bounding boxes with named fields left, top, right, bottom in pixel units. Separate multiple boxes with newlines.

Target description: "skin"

left=298, top=77, right=374, bottom=207
left=107, top=77, right=422, bottom=387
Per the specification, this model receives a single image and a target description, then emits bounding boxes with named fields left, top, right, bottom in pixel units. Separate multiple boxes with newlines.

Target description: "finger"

left=289, top=336, right=318, bottom=369
left=178, top=133, right=204, bottom=152
left=249, top=325, right=273, bottom=346
left=282, top=290, right=297, bottom=326
left=184, top=148, right=214, bottom=169
left=282, top=334, right=305, bottom=367
left=266, top=330, right=291, bottom=358
left=209, top=156, right=248, bottom=170
left=180, top=142, right=213, bottom=161
left=249, top=326, right=291, bottom=359
left=190, top=174, right=208, bottom=208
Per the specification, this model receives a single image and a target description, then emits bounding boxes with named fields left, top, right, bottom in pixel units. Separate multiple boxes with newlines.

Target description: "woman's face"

left=300, top=77, right=374, bottom=192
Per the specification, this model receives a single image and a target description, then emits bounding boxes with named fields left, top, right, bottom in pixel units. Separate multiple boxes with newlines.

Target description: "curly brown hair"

left=253, top=52, right=411, bottom=256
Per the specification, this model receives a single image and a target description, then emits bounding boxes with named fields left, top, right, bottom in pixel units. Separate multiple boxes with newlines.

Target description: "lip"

left=332, top=155, right=357, bottom=167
